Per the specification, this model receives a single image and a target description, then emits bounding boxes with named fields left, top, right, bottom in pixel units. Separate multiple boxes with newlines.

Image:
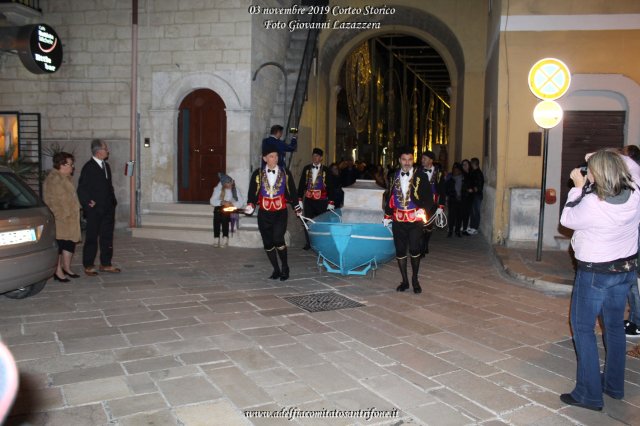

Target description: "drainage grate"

left=283, top=292, right=365, bottom=313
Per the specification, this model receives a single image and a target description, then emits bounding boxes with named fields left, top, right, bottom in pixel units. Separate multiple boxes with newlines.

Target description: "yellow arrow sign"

left=528, top=58, right=571, bottom=101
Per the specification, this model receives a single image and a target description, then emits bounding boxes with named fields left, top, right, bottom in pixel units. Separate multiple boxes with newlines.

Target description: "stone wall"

left=0, top=0, right=255, bottom=226
left=250, top=0, right=291, bottom=172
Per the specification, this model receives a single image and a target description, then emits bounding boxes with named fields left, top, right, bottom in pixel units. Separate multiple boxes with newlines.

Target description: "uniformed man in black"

left=297, top=148, right=335, bottom=250
left=245, top=144, right=300, bottom=281
left=417, top=150, right=445, bottom=257
left=383, top=146, right=432, bottom=294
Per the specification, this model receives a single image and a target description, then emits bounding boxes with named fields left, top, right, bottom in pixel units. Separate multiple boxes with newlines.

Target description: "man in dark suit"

left=77, top=139, right=120, bottom=276
left=297, top=147, right=334, bottom=250
left=261, top=125, right=297, bottom=169
left=417, top=150, right=445, bottom=256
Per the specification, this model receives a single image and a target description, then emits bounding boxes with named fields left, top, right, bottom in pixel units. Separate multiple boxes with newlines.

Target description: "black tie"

left=268, top=169, right=276, bottom=174
left=101, top=161, right=107, bottom=178
left=425, top=169, right=432, bottom=173
left=401, top=171, right=410, bottom=177
left=312, top=165, right=319, bottom=170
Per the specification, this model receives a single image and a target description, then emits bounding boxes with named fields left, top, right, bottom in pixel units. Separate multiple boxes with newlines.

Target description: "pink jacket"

left=560, top=155, right=640, bottom=263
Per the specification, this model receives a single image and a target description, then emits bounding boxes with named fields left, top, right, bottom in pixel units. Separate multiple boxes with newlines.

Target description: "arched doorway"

left=177, top=89, right=226, bottom=202
left=336, top=35, right=451, bottom=168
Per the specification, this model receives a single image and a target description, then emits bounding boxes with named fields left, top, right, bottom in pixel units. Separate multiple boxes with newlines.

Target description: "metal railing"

left=0, top=0, right=41, bottom=12
left=285, top=6, right=328, bottom=138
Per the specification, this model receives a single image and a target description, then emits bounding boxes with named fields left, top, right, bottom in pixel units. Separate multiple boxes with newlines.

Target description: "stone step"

left=139, top=211, right=257, bottom=231
left=131, top=225, right=267, bottom=248
left=144, top=202, right=213, bottom=215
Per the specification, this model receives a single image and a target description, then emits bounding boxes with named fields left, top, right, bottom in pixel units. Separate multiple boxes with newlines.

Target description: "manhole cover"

left=283, top=292, right=365, bottom=313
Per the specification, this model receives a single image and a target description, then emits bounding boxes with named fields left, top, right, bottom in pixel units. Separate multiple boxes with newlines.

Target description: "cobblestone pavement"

left=1, top=230, right=639, bottom=425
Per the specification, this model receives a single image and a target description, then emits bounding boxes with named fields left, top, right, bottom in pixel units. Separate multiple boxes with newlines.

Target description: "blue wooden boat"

left=305, top=208, right=395, bottom=276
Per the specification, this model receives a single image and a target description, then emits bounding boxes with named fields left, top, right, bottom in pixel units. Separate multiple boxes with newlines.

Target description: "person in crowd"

left=43, top=152, right=82, bottom=282
left=210, top=173, right=245, bottom=248
left=383, top=146, right=433, bottom=294
left=245, top=144, right=300, bottom=281
left=77, top=139, right=120, bottom=276
left=328, top=162, right=344, bottom=208
left=340, top=157, right=359, bottom=187
left=559, top=149, right=640, bottom=411
left=261, top=125, right=297, bottom=169
left=297, top=148, right=334, bottom=250
left=373, top=164, right=387, bottom=189
left=445, top=162, right=467, bottom=237
left=622, top=144, right=640, bottom=164
left=460, top=159, right=473, bottom=234
left=467, top=157, right=484, bottom=235
left=416, top=150, right=445, bottom=256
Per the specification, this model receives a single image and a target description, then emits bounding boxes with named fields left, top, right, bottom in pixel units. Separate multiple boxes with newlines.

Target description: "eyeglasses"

left=64, top=163, right=75, bottom=167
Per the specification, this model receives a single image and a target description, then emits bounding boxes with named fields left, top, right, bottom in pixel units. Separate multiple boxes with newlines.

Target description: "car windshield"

left=0, top=172, right=41, bottom=210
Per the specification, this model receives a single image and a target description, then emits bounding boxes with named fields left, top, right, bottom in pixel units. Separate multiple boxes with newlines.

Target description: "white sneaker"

left=222, top=237, right=229, bottom=248
left=215, top=238, right=221, bottom=247
left=467, top=228, right=478, bottom=235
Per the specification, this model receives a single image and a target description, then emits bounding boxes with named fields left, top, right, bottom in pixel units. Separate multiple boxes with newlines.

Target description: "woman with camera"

left=560, top=149, right=640, bottom=411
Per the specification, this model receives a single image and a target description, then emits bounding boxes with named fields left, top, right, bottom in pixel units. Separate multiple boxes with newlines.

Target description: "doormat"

left=283, top=292, right=365, bottom=313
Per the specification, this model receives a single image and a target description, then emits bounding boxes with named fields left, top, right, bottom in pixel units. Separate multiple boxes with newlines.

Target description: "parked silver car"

left=0, top=166, right=57, bottom=298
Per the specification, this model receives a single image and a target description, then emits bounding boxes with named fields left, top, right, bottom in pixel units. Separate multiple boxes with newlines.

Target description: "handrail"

left=0, top=0, right=42, bottom=12
left=285, top=7, right=328, bottom=158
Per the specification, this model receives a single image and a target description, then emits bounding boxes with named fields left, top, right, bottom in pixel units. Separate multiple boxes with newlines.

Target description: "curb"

left=493, top=246, right=573, bottom=295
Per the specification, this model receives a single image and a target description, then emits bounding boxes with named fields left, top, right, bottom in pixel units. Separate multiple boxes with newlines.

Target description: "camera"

left=289, top=127, right=298, bottom=134
left=579, top=166, right=588, bottom=176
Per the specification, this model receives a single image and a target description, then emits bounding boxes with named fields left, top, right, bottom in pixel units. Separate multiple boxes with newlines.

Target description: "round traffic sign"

left=528, top=58, right=571, bottom=100
left=533, top=100, right=563, bottom=129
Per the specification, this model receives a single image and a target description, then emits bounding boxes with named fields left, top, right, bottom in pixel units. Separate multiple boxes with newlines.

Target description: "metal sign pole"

left=536, top=128, right=549, bottom=261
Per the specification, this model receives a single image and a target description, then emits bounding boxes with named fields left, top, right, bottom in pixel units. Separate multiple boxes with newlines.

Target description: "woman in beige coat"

left=44, top=152, right=82, bottom=282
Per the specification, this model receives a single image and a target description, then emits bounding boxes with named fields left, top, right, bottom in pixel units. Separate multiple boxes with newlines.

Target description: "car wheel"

left=4, top=280, right=47, bottom=299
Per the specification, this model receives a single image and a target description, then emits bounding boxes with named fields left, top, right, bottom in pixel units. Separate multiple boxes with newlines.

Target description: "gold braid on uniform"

left=414, top=176, right=421, bottom=200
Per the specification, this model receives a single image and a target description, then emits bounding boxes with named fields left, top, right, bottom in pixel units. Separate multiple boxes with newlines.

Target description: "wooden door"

left=177, top=89, right=226, bottom=202
left=560, top=111, right=625, bottom=208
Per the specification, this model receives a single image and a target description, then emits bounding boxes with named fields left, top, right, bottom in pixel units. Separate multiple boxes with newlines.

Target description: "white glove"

left=244, top=204, right=255, bottom=215
left=297, top=201, right=304, bottom=212
left=383, top=218, right=392, bottom=227
left=294, top=204, right=303, bottom=217
left=436, top=206, right=445, bottom=215
left=327, top=203, right=335, bottom=211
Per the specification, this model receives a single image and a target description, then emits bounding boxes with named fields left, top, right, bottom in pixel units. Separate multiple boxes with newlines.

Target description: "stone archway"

left=146, top=71, right=251, bottom=203
left=316, top=6, right=465, bottom=163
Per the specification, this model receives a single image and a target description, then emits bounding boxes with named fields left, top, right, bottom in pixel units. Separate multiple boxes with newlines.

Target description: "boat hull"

left=307, top=209, right=395, bottom=276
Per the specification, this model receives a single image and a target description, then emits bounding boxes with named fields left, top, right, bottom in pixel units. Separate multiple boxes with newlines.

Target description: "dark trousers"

left=461, top=196, right=472, bottom=230
left=302, top=198, right=328, bottom=247
left=258, top=209, right=288, bottom=250
left=213, top=206, right=231, bottom=238
left=392, top=221, right=423, bottom=258
left=83, top=208, right=115, bottom=267
left=448, top=197, right=463, bottom=233
left=470, top=194, right=483, bottom=229
left=303, top=198, right=328, bottom=218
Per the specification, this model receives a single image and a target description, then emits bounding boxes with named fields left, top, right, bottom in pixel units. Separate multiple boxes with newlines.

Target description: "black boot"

left=277, top=247, right=289, bottom=281
left=266, top=249, right=280, bottom=279
left=410, top=255, right=422, bottom=294
left=420, top=231, right=431, bottom=257
left=396, top=257, right=409, bottom=291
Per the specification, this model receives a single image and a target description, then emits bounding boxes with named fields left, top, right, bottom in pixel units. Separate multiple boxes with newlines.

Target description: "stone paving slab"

left=1, top=231, right=639, bottom=425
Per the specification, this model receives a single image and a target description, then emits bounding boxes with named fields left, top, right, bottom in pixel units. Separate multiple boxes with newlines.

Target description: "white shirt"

left=93, top=156, right=108, bottom=178
left=311, top=163, right=321, bottom=183
left=400, top=169, right=413, bottom=196
left=265, top=166, right=278, bottom=188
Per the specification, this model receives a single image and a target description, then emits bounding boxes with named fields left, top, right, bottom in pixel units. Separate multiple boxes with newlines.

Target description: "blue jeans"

left=628, top=278, right=640, bottom=324
left=569, top=268, right=634, bottom=407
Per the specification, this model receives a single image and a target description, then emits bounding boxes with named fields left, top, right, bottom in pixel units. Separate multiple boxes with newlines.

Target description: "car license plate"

left=0, top=229, right=37, bottom=246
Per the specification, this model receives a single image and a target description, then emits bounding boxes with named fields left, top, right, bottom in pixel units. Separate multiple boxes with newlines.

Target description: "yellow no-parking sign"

left=528, top=58, right=571, bottom=100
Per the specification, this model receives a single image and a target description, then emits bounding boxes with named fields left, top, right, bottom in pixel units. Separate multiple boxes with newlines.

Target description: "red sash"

left=394, top=209, right=418, bottom=222
left=305, top=189, right=326, bottom=200
left=259, top=194, right=286, bottom=211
